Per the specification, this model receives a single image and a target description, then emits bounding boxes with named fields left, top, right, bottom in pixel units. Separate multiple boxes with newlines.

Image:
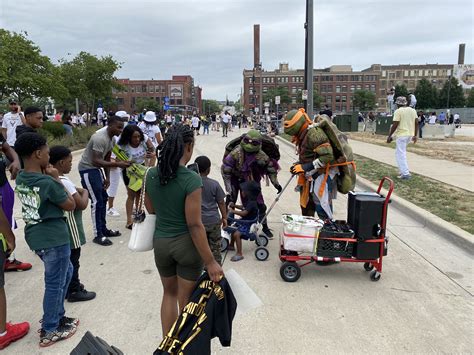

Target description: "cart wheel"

left=255, top=235, right=269, bottom=247
left=364, top=262, right=374, bottom=272
left=255, top=247, right=269, bottom=261
left=370, top=270, right=381, bottom=282
left=220, top=238, right=229, bottom=253
left=280, top=262, right=301, bottom=282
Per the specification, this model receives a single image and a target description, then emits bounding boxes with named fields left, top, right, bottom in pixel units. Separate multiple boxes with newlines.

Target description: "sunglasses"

left=242, top=137, right=261, bottom=146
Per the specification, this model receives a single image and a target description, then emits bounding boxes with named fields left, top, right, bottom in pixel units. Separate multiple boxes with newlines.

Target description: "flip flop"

left=231, top=255, right=244, bottom=262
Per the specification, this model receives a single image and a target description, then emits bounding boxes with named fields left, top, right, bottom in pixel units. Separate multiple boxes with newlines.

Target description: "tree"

left=394, top=84, right=409, bottom=100
left=57, top=51, right=121, bottom=120
left=135, top=97, right=160, bottom=112
left=353, top=90, right=376, bottom=111
left=0, top=29, right=65, bottom=103
left=202, top=99, right=221, bottom=114
left=438, top=77, right=465, bottom=108
left=466, top=88, right=474, bottom=108
left=263, top=86, right=291, bottom=110
left=414, top=78, right=438, bottom=109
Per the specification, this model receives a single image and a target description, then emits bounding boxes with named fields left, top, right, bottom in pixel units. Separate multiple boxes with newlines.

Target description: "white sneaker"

left=107, top=208, right=120, bottom=217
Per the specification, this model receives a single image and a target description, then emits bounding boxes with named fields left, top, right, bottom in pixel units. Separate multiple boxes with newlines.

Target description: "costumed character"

left=221, top=129, right=282, bottom=238
left=283, top=108, right=356, bottom=221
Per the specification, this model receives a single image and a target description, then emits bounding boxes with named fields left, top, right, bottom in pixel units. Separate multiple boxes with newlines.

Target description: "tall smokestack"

left=458, top=43, right=465, bottom=64
left=254, top=24, right=260, bottom=69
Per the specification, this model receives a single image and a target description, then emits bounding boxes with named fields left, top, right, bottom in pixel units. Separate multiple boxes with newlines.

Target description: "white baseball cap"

left=115, top=110, right=130, bottom=119
left=144, top=111, right=157, bottom=122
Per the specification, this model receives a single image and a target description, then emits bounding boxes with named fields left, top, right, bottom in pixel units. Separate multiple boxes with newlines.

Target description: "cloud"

left=1, top=0, right=472, bottom=100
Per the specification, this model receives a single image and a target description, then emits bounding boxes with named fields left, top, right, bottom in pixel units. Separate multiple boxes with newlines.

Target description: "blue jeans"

left=80, top=168, right=108, bottom=238
left=35, top=244, right=73, bottom=332
left=203, top=124, right=209, bottom=134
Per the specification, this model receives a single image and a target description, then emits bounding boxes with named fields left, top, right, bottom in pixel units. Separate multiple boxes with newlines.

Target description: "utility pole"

left=446, top=75, right=452, bottom=108
left=304, top=0, right=314, bottom=118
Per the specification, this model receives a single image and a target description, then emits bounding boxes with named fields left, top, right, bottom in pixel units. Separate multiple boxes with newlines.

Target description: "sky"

left=1, top=0, right=473, bottom=101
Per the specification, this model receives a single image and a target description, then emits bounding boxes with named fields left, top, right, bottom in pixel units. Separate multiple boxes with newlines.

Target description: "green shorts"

left=153, top=233, right=203, bottom=281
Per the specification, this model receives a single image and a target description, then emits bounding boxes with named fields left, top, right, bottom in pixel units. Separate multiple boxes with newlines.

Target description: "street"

left=5, top=127, right=473, bottom=354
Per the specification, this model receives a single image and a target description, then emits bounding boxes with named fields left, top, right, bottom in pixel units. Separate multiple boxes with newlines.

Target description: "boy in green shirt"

left=14, top=133, right=79, bottom=347
left=50, top=146, right=96, bottom=303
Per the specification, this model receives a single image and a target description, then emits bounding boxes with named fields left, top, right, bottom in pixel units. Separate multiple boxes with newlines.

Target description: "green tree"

left=394, top=84, right=409, bottom=100
left=0, top=29, right=65, bottom=103
left=414, top=78, right=438, bottom=109
left=135, top=97, right=160, bottom=112
left=263, top=86, right=291, bottom=110
left=353, top=90, right=376, bottom=111
left=438, top=77, right=465, bottom=108
left=466, top=88, right=474, bottom=108
left=57, top=51, right=121, bottom=121
left=202, top=99, right=221, bottom=114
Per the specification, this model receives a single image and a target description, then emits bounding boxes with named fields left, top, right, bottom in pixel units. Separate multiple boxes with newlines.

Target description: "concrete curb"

left=275, top=135, right=473, bottom=251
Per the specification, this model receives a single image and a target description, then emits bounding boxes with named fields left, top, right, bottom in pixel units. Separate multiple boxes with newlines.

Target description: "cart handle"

left=377, top=177, right=394, bottom=204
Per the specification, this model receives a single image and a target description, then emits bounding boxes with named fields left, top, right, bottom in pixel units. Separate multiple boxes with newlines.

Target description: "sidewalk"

left=349, top=139, right=474, bottom=192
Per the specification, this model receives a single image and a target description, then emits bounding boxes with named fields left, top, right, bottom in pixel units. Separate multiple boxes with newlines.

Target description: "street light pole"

left=304, top=0, right=314, bottom=118
left=446, top=75, right=452, bottom=108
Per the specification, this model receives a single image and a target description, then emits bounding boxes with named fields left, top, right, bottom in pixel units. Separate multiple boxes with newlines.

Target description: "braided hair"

left=157, top=124, right=194, bottom=185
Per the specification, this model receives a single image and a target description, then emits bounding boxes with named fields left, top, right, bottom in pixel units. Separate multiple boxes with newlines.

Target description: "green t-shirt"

left=146, top=166, right=202, bottom=238
left=15, top=171, right=70, bottom=251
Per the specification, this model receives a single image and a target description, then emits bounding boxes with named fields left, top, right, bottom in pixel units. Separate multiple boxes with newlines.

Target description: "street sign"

left=275, top=96, right=281, bottom=105
left=302, top=90, right=308, bottom=100
left=264, top=102, right=270, bottom=108
left=254, top=107, right=259, bottom=113
left=164, top=96, right=170, bottom=104
left=163, top=104, right=170, bottom=110
left=265, top=108, right=269, bottom=115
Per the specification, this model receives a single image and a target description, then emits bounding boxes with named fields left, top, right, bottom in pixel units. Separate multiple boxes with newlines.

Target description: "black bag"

left=70, top=331, right=124, bottom=355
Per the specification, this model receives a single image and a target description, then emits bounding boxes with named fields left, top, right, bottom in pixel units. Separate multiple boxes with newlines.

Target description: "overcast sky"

left=1, top=0, right=472, bottom=100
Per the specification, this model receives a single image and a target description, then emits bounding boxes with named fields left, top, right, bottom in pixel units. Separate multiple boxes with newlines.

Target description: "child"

left=0, top=208, right=29, bottom=349
left=226, top=181, right=260, bottom=262
left=49, top=146, right=96, bottom=303
left=14, top=133, right=79, bottom=347
left=194, top=156, right=227, bottom=265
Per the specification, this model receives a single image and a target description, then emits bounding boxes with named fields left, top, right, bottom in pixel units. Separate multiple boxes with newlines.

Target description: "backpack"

left=223, top=134, right=280, bottom=161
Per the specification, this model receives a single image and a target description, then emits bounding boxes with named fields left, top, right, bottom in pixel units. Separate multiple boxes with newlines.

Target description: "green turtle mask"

left=241, top=129, right=262, bottom=153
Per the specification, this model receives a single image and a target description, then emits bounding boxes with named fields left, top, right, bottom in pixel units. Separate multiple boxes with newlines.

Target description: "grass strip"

left=354, top=154, right=473, bottom=234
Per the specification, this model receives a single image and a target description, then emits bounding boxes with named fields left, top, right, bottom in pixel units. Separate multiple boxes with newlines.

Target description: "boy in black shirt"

left=226, top=181, right=260, bottom=262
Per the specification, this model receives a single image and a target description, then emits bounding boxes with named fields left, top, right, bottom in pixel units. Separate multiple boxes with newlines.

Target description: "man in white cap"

left=387, top=96, right=418, bottom=180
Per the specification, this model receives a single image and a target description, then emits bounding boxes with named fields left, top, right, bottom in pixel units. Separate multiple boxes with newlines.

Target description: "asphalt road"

left=5, top=127, right=473, bottom=354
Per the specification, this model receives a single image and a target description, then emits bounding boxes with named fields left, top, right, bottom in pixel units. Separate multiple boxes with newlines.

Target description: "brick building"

left=112, top=75, right=202, bottom=115
left=243, top=63, right=453, bottom=115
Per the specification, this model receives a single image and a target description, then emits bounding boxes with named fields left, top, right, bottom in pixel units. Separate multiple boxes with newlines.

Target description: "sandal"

left=230, top=255, right=244, bottom=262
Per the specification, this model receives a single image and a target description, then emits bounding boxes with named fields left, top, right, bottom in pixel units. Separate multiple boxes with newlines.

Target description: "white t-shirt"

left=222, top=114, right=231, bottom=124
left=191, top=116, right=200, bottom=128
left=59, top=176, right=77, bottom=195
left=1, top=112, right=23, bottom=146
left=453, top=113, right=460, bottom=120
left=118, top=134, right=149, bottom=164
left=138, top=122, right=161, bottom=147
left=429, top=115, right=437, bottom=124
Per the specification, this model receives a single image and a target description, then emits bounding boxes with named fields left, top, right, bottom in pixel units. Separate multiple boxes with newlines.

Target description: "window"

left=370, top=84, right=376, bottom=92
left=263, top=87, right=268, bottom=93
left=149, top=86, right=154, bottom=93
left=342, top=95, right=347, bottom=102
left=389, top=73, right=395, bottom=79
left=410, top=70, right=415, bottom=77
left=433, top=70, right=437, bottom=76
left=142, top=85, right=147, bottom=92
left=336, top=104, right=341, bottom=112
left=292, top=87, right=297, bottom=94
left=336, top=85, right=341, bottom=93
left=356, top=84, right=362, bottom=90
left=342, top=85, right=347, bottom=92
left=365, top=84, right=370, bottom=90
left=396, top=71, right=402, bottom=78
left=326, top=95, right=332, bottom=104
left=447, top=69, right=452, bottom=76
left=382, top=70, right=386, bottom=77
left=136, top=86, right=141, bottom=93
left=277, top=77, right=282, bottom=83
left=350, top=84, right=355, bottom=92
left=335, top=95, right=341, bottom=103
left=291, top=98, right=296, bottom=104
left=155, top=85, right=160, bottom=92
left=176, top=99, right=182, bottom=105
left=404, top=70, right=409, bottom=77
left=249, top=88, right=253, bottom=95
left=116, top=97, right=124, bottom=105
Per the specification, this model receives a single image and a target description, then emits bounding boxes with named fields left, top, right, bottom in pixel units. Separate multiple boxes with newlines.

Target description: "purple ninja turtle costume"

left=221, top=129, right=282, bottom=237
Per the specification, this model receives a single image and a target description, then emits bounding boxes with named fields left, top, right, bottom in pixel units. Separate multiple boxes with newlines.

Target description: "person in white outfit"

left=387, top=96, right=418, bottom=180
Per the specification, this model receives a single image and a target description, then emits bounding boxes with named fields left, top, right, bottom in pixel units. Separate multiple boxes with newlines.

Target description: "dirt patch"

left=349, top=132, right=474, bottom=166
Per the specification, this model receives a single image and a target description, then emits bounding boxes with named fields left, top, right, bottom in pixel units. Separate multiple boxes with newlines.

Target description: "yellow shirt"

left=393, top=107, right=417, bottom=137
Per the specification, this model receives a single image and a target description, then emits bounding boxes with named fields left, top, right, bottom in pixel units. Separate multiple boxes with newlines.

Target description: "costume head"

left=283, top=108, right=312, bottom=137
left=395, top=96, right=407, bottom=107
left=241, top=129, right=262, bottom=153
left=314, top=114, right=331, bottom=124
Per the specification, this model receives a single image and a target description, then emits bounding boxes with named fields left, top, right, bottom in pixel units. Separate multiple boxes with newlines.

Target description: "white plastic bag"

left=129, top=214, right=155, bottom=252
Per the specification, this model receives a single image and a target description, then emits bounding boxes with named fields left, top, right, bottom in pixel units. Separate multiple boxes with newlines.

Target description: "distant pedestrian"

left=221, top=111, right=231, bottom=137
left=319, top=104, right=333, bottom=118
left=138, top=111, right=163, bottom=150
left=202, top=115, right=210, bottom=135
left=418, top=111, right=425, bottom=138
left=428, top=112, right=437, bottom=125
left=1, top=100, right=24, bottom=147
left=387, top=96, right=418, bottom=180
left=408, top=93, right=417, bottom=108
left=438, top=111, right=446, bottom=125
left=211, top=113, right=217, bottom=131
